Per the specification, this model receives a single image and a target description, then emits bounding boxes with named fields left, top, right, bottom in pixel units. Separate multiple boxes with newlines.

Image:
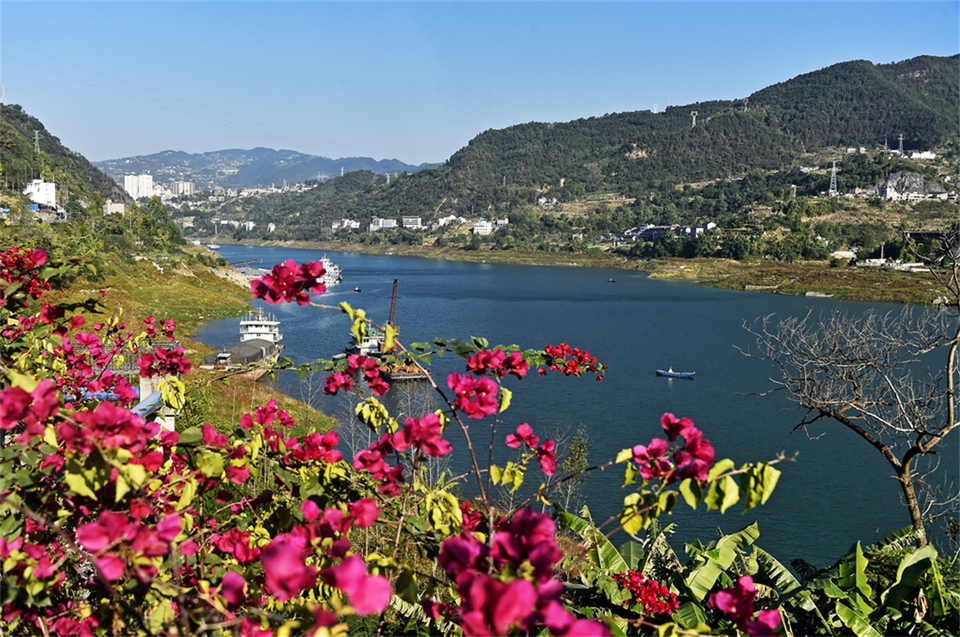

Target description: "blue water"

left=195, top=245, right=957, bottom=567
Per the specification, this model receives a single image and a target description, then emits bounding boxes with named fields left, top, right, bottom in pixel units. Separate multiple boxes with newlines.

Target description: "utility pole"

left=34, top=131, right=40, bottom=153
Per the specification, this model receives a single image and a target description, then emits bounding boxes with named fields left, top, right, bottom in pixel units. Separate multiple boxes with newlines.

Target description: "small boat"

left=608, top=278, right=616, bottom=283
left=657, top=367, right=695, bottom=379
left=354, top=287, right=362, bottom=293
left=206, top=243, right=221, bottom=249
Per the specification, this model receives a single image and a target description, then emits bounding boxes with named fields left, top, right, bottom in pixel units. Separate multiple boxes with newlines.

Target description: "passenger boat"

left=656, top=368, right=695, bottom=379
left=201, top=308, right=284, bottom=378
left=320, top=256, right=343, bottom=286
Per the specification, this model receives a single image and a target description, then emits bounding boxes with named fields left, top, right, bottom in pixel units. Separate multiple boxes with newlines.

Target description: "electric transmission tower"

left=828, top=160, right=839, bottom=197
left=690, top=111, right=698, bottom=128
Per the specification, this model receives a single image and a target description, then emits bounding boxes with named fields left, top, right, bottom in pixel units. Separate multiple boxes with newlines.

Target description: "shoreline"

left=209, top=238, right=945, bottom=306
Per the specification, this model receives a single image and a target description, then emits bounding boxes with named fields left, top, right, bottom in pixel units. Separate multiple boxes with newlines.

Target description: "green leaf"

left=338, top=301, right=354, bottom=319
left=740, top=462, right=781, bottom=510
left=684, top=523, right=760, bottom=601
left=615, top=448, right=634, bottom=464
left=470, top=336, right=489, bottom=349
left=489, top=464, right=502, bottom=485
left=195, top=448, right=224, bottom=478
left=384, top=324, right=397, bottom=352
left=499, top=386, right=512, bottom=413
left=880, top=545, right=937, bottom=610
left=178, top=427, right=203, bottom=446
left=838, top=542, right=872, bottom=611
left=674, top=601, right=709, bottom=630
left=704, top=475, right=740, bottom=513
left=679, top=478, right=702, bottom=509
left=562, top=511, right=628, bottom=572
left=623, top=461, right=638, bottom=487
left=617, top=541, right=645, bottom=570
left=836, top=600, right=882, bottom=637
left=753, top=547, right=801, bottom=595
left=707, top=458, right=735, bottom=482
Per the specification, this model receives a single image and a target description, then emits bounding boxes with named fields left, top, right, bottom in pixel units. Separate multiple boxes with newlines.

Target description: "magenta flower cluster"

left=632, top=413, right=716, bottom=484
left=434, top=509, right=610, bottom=636
left=353, top=413, right=453, bottom=496
left=611, top=570, right=679, bottom=617
left=323, top=353, right=390, bottom=397
left=506, top=423, right=558, bottom=476
left=250, top=258, right=326, bottom=305
left=709, top=575, right=782, bottom=636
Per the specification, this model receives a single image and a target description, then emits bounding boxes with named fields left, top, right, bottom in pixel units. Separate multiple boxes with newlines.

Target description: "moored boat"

left=202, top=308, right=284, bottom=378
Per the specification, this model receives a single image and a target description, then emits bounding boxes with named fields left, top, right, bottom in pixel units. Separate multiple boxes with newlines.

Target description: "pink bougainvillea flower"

left=250, top=259, right=326, bottom=305
left=709, top=575, right=782, bottom=636
left=394, top=413, right=452, bottom=457
left=301, top=499, right=321, bottom=522
left=261, top=534, right=317, bottom=602
left=536, top=439, right=557, bottom=476
left=348, top=498, right=381, bottom=527
left=96, top=552, right=126, bottom=580
left=226, top=465, right=251, bottom=484
left=505, top=423, right=540, bottom=449
left=661, top=412, right=696, bottom=442
left=202, top=423, right=228, bottom=449
left=220, top=571, right=247, bottom=611
left=323, top=555, right=392, bottom=615
left=447, top=373, right=499, bottom=419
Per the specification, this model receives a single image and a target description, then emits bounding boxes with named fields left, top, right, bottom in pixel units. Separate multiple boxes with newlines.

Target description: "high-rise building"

left=123, top=174, right=154, bottom=200
left=173, top=181, right=195, bottom=196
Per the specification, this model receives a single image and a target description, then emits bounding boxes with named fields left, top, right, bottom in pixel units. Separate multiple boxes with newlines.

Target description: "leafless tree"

left=743, top=233, right=960, bottom=547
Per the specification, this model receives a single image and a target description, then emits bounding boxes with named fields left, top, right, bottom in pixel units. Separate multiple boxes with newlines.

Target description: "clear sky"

left=2, top=2, right=957, bottom=164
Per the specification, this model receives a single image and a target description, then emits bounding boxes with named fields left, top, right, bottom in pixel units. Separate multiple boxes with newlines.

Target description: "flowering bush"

left=0, top=252, right=793, bottom=636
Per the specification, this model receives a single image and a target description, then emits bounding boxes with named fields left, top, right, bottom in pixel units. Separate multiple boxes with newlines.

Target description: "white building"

left=909, top=151, right=937, bottom=160
left=103, top=198, right=126, bottom=215
left=402, top=216, right=423, bottom=229
left=242, top=221, right=256, bottom=231
left=433, top=214, right=466, bottom=229
left=23, top=179, right=56, bottom=207
left=331, top=218, right=361, bottom=232
left=472, top=220, right=493, bottom=235
left=124, top=174, right=154, bottom=200
left=369, top=217, right=398, bottom=232
left=172, top=181, right=195, bottom=196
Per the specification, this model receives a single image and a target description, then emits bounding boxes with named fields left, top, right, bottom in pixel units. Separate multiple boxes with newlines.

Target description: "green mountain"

left=0, top=103, right=129, bottom=210
left=210, top=54, right=956, bottom=240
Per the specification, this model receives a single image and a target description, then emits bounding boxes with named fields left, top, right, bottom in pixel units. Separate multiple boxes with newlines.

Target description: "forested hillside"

left=200, top=54, right=957, bottom=238
left=0, top=104, right=129, bottom=210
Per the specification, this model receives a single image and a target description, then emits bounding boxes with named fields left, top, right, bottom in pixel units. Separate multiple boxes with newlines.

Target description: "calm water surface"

left=195, top=245, right=957, bottom=567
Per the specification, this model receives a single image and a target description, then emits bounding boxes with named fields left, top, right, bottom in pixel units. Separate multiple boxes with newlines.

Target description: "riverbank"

left=212, top=238, right=946, bottom=306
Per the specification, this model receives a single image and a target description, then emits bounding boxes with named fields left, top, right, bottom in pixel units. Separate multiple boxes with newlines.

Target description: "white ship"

left=202, top=308, right=284, bottom=378
left=321, top=256, right=343, bottom=286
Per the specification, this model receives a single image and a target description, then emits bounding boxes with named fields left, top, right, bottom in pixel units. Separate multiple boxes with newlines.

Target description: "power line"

left=3, top=41, right=363, bottom=158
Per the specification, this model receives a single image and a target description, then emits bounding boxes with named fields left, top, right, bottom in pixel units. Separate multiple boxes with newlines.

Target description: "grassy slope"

left=48, top=244, right=336, bottom=434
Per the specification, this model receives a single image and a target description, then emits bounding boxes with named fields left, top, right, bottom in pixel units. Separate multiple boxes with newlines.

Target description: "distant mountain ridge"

left=93, top=148, right=438, bottom=191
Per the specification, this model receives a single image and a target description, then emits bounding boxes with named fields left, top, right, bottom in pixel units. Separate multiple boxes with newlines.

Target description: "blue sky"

left=2, top=2, right=957, bottom=164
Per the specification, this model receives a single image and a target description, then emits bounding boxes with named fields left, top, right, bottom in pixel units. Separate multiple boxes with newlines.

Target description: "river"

left=194, top=245, right=957, bottom=568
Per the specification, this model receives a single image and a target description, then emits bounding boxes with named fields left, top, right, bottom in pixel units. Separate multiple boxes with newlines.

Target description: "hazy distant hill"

left=215, top=53, right=957, bottom=239
left=94, top=148, right=438, bottom=191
